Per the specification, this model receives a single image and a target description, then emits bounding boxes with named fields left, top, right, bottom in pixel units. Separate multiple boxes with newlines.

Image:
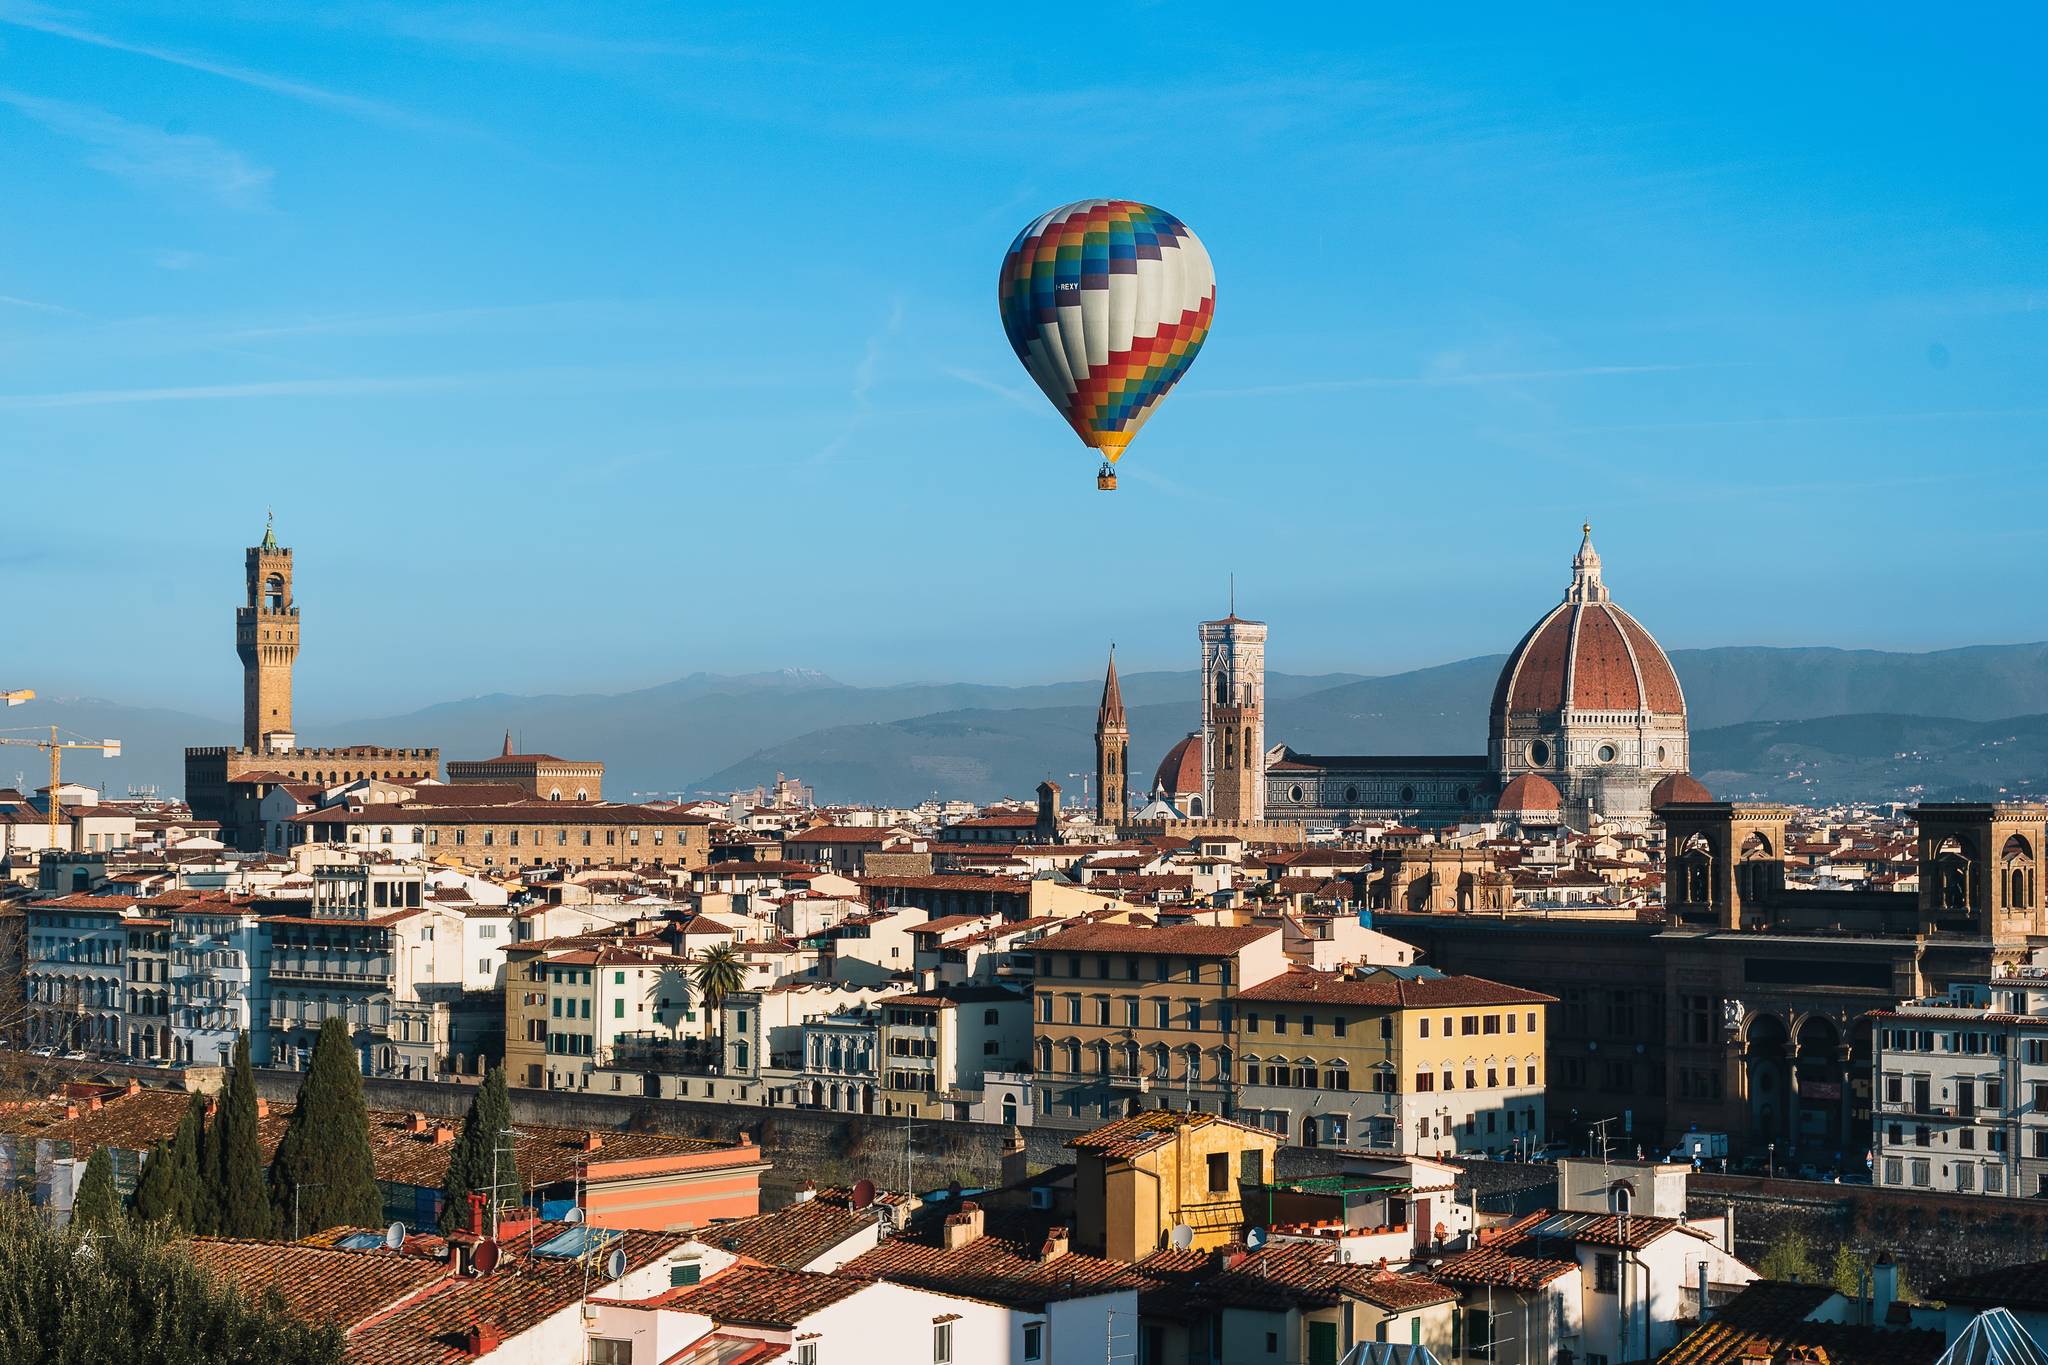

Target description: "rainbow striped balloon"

left=998, top=199, right=1215, bottom=471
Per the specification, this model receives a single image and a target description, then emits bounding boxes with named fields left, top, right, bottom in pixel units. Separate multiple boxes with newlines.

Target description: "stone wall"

left=251, top=1071, right=1069, bottom=1195
left=1689, top=1173, right=2048, bottom=1288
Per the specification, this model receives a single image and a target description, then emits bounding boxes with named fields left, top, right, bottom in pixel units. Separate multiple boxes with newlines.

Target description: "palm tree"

left=692, top=944, right=747, bottom=1073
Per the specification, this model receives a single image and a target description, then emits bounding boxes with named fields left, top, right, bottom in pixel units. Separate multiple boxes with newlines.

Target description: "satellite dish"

left=1170, top=1224, right=1194, bottom=1250
left=605, top=1247, right=627, bottom=1281
left=564, top=1207, right=586, bottom=1224
left=1246, top=1227, right=1268, bottom=1251
left=384, top=1221, right=406, bottom=1251
left=472, top=1239, right=500, bottom=1276
left=851, top=1178, right=876, bottom=1211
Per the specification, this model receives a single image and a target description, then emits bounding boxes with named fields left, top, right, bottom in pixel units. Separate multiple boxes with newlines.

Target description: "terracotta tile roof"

left=1232, top=966, right=1554, bottom=1009
left=1935, top=1257, right=2048, bottom=1310
left=185, top=1238, right=449, bottom=1331
left=1033, top=921, right=1277, bottom=958
left=1066, top=1109, right=1270, bottom=1160
left=841, top=1206, right=1148, bottom=1310
left=1153, top=734, right=1202, bottom=797
left=656, top=1264, right=869, bottom=1327
left=1179, top=1242, right=1457, bottom=1313
left=687, top=1188, right=881, bottom=1269
left=1658, top=1280, right=1943, bottom=1365
left=342, top=1222, right=688, bottom=1364
left=863, top=874, right=1030, bottom=894
left=1430, top=1213, right=1578, bottom=1290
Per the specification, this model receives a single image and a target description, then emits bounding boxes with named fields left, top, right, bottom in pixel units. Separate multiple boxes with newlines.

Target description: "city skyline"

left=4, top=6, right=2045, bottom=715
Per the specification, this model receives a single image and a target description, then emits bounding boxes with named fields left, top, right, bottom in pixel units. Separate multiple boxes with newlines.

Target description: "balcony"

left=269, top=962, right=393, bottom=986
left=1107, top=1072, right=1155, bottom=1092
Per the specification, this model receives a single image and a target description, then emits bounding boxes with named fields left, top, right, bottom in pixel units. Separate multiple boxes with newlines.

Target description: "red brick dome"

left=1490, top=527, right=1684, bottom=728
left=1497, top=772, right=1563, bottom=814
left=1651, top=772, right=1713, bottom=806
left=1153, top=733, right=1202, bottom=798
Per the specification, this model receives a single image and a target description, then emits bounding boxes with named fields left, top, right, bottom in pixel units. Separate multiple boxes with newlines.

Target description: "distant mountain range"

left=14, top=642, right=2048, bottom=809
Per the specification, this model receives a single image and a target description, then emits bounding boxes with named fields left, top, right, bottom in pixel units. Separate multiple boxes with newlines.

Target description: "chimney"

left=794, top=1181, right=817, bottom=1203
left=86, top=1096, right=102, bottom=1113
left=464, top=1322, right=503, bottom=1354
left=467, top=1192, right=487, bottom=1238
left=63, top=1102, right=79, bottom=1120
left=1697, top=1259, right=1711, bottom=1322
left=1000, top=1130, right=1028, bottom=1189
left=1722, top=1206, right=1735, bottom=1253
left=125, top=1079, right=141, bottom=1097
left=255, top=1098, right=268, bottom=1119
left=1038, top=1226, right=1069, bottom=1262
left=581, top=1131, right=604, bottom=1153
left=942, top=1201, right=985, bottom=1251
left=408, top=1112, right=430, bottom=1135
left=1871, top=1254, right=1898, bottom=1326
left=432, top=1124, right=456, bottom=1145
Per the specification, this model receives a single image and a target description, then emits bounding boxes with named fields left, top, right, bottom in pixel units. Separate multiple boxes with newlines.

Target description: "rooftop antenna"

left=1229, top=573, right=1235, bottom=617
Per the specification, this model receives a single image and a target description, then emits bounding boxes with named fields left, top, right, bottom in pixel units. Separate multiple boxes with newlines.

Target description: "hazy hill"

left=20, top=641, right=2048, bottom=806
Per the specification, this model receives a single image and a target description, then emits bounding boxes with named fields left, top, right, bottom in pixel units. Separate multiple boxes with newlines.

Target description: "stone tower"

left=236, top=515, right=299, bottom=753
left=1200, top=601, right=1266, bottom=822
left=1095, top=648, right=1129, bottom=825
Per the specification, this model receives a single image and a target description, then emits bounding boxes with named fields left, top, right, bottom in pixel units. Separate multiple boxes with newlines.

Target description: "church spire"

left=502, top=730, right=514, bottom=758
left=1098, top=646, right=1126, bottom=727
left=260, top=507, right=278, bottom=551
left=1568, top=522, right=1608, bottom=604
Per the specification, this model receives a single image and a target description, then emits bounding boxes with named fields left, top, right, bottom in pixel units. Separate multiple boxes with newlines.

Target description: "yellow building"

left=1232, top=965, right=1554, bottom=1158
left=1067, top=1109, right=1277, bottom=1262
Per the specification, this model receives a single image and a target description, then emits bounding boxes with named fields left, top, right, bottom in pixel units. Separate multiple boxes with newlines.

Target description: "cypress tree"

left=438, top=1065, right=518, bottom=1234
left=167, top=1089, right=209, bottom=1232
left=70, top=1146, right=120, bottom=1230
left=269, top=1017, right=382, bottom=1237
left=210, top=1033, right=276, bottom=1238
left=131, top=1138, right=177, bottom=1225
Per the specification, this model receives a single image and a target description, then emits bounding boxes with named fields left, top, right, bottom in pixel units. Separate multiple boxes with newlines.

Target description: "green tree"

left=268, top=1018, right=382, bottom=1238
left=0, top=1191, right=343, bottom=1364
left=139, top=1090, right=208, bottom=1232
left=70, top=1146, right=121, bottom=1231
left=693, top=944, right=747, bottom=1068
left=438, top=1065, right=519, bottom=1235
left=209, top=1034, right=276, bottom=1239
left=1760, top=1226, right=1817, bottom=1282
left=1830, top=1243, right=1865, bottom=1297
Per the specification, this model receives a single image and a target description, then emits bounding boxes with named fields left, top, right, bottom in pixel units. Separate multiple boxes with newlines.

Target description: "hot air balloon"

left=997, top=199, right=1215, bottom=490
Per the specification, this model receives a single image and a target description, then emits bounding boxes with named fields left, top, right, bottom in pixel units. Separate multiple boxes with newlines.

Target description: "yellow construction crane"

left=0, top=724, right=121, bottom=847
left=0, top=688, right=31, bottom=706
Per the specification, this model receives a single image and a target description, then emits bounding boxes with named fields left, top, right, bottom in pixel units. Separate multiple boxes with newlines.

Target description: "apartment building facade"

left=1029, top=923, right=1287, bottom=1129
left=1231, top=965, right=1553, bottom=1156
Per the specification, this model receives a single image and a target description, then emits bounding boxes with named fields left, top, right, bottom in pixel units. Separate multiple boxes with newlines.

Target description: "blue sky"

left=2, top=4, right=2042, bottom=721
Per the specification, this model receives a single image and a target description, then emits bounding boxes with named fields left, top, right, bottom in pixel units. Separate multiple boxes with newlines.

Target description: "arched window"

left=1061, top=1040, right=1080, bottom=1075
left=1323, top=1059, right=1350, bottom=1091
left=1037, top=1039, right=1053, bottom=1073
left=1243, top=1053, right=1261, bottom=1084
left=1215, top=669, right=1230, bottom=706
left=264, top=574, right=286, bottom=611
left=379, top=827, right=393, bottom=844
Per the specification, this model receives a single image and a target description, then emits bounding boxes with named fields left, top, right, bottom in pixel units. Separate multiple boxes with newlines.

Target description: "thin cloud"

left=1204, top=362, right=1722, bottom=399
left=0, top=292, right=82, bottom=316
left=0, top=375, right=467, bottom=409
left=1545, top=406, right=2048, bottom=436
left=0, top=90, right=271, bottom=209
left=942, top=366, right=1038, bottom=412
left=0, top=6, right=458, bottom=134
left=812, top=300, right=905, bottom=465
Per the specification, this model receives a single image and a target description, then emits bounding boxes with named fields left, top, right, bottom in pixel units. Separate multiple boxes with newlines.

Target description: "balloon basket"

left=1096, top=463, right=1118, bottom=491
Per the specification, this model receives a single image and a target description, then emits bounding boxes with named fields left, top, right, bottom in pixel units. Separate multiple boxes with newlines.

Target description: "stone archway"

left=1744, top=1013, right=1792, bottom=1149
left=1794, top=1015, right=1845, bottom=1163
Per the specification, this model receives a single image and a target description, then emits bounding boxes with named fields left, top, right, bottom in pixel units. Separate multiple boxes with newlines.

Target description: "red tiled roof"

left=185, top=1238, right=449, bottom=1331
left=1067, top=1109, right=1271, bottom=1160
left=842, top=1207, right=1150, bottom=1310
left=689, top=1188, right=882, bottom=1270
left=1658, top=1279, right=1942, bottom=1365
left=656, top=1264, right=868, bottom=1327
left=1652, top=772, right=1714, bottom=806
left=1180, top=1242, right=1457, bottom=1313
left=1153, top=734, right=1202, bottom=797
left=1496, top=773, right=1563, bottom=814
left=1033, top=922, right=1276, bottom=958
left=1233, top=967, right=1554, bottom=1008
left=1935, top=1257, right=2048, bottom=1310
left=1494, top=600, right=1684, bottom=720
